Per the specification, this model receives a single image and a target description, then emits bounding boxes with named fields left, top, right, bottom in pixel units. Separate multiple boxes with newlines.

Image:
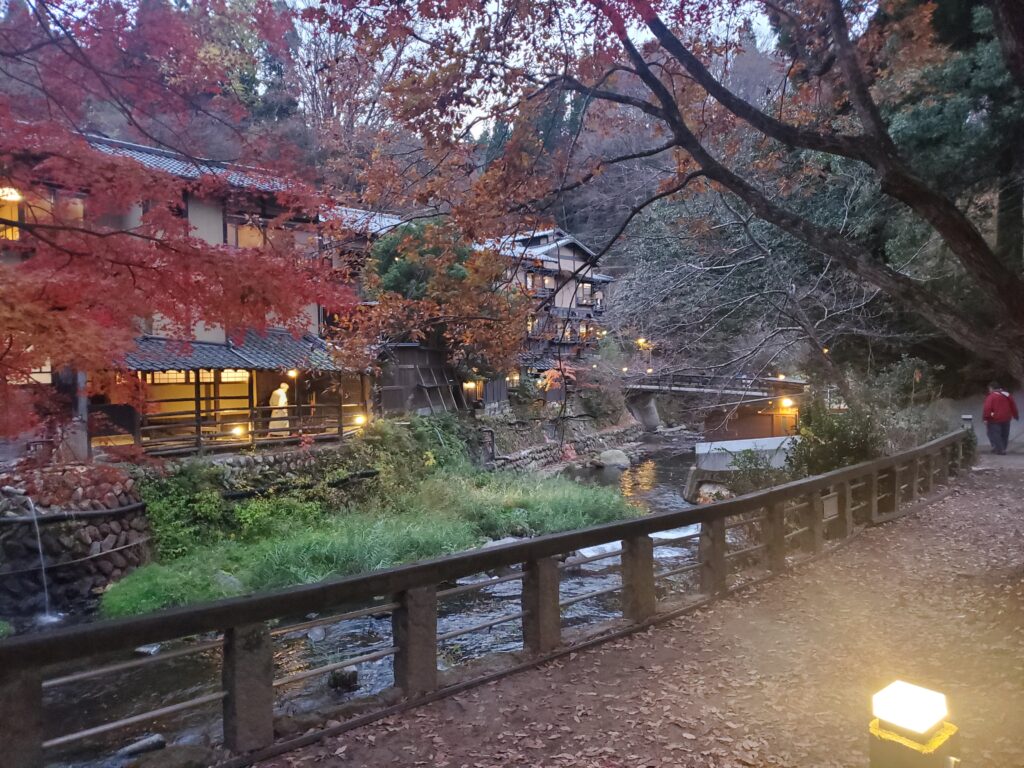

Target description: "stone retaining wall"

left=0, top=464, right=151, bottom=616
left=0, top=505, right=151, bottom=616
left=195, top=448, right=324, bottom=489
left=490, top=424, right=644, bottom=471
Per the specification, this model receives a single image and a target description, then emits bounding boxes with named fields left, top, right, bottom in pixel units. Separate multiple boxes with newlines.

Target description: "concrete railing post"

left=920, top=454, right=934, bottom=495
left=865, top=471, right=880, bottom=524
left=834, top=481, right=853, bottom=540
left=621, top=534, right=656, bottom=623
left=223, top=623, right=274, bottom=753
left=890, top=466, right=902, bottom=516
left=764, top=502, right=787, bottom=572
left=808, top=493, right=825, bottom=553
left=1, top=665, right=43, bottom=768
left=522, top=557, right=561, bottom=654
left=393, top=585, right=438, bottom=697
left=908, top=459, right=920, bottom=502
left=699, top=518, right=727, bottom=595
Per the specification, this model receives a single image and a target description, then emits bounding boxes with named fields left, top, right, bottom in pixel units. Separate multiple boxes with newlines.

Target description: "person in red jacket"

left=982, top=381, right=1019, bottom=455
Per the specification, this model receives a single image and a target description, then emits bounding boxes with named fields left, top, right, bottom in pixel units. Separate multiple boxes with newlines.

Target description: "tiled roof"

left=327, top=206, right=406, bottom=236
left=519, top=353, right=559, bottom=371
left=87, top=135, right=287, bottom=193
left=126, top=330, right=344, bottom=372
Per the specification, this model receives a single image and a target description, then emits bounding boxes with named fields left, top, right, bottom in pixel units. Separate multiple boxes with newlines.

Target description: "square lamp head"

left=872, top=681, right=948, bottom=736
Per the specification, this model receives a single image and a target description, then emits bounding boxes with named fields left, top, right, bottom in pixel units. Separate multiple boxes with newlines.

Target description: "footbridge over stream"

left=624, top=372, right=807, bottom=400
left=0, top=431, right=985, bottom=768
left=624, top=372, right=809, bottom=433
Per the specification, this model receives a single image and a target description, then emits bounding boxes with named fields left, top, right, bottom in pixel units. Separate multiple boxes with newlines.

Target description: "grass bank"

left=102, top=417, right=637, bottom=617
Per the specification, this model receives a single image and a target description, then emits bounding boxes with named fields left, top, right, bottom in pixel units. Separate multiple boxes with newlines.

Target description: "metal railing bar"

left=558, top=549, right=622, bottom=570
left=656, top=562, right=701, bottom=579
left=437, top=573, right=523, bottom=599
left=653, top=532, right=701, bottom=547
left=651, top=532, right=700, bottom=548
left=724, top=515, right=765, bottom=530
left=272, top=646, right=398, bottom=688
left=269, top=602, right=399, bottom=637
left=43, top=639, right=223, bottom=689
left=726, top=543, right=766, bottom=559
left=42, top=692, right=226, bottom=749
left=559, top=584, right=621, bottom=608
left=437, top=611, right=525, bottom=642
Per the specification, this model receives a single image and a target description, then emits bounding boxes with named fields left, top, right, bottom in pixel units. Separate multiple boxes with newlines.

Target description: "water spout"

left=25, top=496, right=55, bottom=621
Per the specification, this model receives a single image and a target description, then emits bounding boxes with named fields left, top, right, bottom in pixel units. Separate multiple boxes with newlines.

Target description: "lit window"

left=227, top=216, right=265, bottom=247
left=151, top=370, right=187, bottom=384
left=221, top=369, right=250, bottom=382
left=30, top=363, right=52, bottom=385
left=578, top=283, right=595, bottom=305
left=199, top=369, right=215, bottom=382
left=0, top=187, right=20, bottom=241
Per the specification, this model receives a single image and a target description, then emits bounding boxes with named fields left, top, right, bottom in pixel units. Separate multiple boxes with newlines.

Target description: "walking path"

left=261, top=463, right=1024, bottom=768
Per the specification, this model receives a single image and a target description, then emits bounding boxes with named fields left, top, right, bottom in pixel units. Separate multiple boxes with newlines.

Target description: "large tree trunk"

left=996, top=173, right=1024, bottom=270
left=992, top=0, right=1024, bottom=89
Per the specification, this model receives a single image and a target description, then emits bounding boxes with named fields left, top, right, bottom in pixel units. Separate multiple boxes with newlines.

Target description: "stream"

left=44, top=432, right=698, bottom=767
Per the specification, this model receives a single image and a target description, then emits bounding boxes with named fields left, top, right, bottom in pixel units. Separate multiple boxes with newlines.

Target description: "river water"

left=46, top=432, right=697, bottom=768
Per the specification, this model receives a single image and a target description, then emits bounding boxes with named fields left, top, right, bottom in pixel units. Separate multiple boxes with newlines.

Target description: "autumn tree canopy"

left=334, top=0, right=1024, bottom=380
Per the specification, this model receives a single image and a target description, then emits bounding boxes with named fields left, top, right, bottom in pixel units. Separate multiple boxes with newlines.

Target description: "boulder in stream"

left=328, top=665, right=359, bottom=692
left=696, top=482, right=735, bottom=504
left=595, top=449, right=630, bottom=469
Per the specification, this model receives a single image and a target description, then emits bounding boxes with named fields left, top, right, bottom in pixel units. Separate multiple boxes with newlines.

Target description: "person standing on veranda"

left=982, top=381, right=1019, bottom=455
left=269, top=382, right=290, bottom=437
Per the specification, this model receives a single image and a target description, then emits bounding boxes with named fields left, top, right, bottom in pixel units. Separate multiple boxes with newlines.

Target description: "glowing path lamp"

left=870, top=681, right=960, bottom=768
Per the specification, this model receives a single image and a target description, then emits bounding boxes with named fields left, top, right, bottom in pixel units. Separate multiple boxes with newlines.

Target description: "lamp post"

left=870, top=681, right=960, bottom=768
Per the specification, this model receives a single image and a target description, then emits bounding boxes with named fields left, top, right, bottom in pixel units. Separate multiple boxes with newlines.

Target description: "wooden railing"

left=0, top=431, right=970, bottom=768
left=92, top=402, right=369, bottom=456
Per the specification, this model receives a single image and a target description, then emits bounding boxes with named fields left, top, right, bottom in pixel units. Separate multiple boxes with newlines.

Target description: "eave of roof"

left=125, top=330, right=345, bottom=372
left=86, top=135, right=287, bottom=193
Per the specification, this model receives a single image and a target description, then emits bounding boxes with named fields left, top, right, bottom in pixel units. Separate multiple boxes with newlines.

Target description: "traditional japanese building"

left=494, top=227, right=613, bottom=399
left=3, top=136, right=611, bottom=457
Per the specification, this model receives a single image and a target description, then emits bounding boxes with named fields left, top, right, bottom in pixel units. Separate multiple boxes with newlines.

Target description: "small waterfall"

left=25, top=496, right=59, bottom=623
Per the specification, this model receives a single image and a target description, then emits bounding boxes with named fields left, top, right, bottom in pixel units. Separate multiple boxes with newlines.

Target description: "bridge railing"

left=624, top=371, right=806, bottom=396
left=0, top=430, right=970, bottom=768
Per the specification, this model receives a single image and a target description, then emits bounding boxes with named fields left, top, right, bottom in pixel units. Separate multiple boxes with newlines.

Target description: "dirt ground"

left=260, top=462, right=1024, bottom=768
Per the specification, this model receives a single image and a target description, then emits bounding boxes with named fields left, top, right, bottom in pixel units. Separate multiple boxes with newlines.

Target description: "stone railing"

left=0, top=430, right=971, bottom=768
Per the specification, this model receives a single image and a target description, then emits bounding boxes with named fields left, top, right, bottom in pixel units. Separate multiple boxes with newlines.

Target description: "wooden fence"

left=0, top=430, right=971, bottom=768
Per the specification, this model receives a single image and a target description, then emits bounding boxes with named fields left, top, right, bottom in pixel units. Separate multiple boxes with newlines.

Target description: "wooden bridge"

left=0, top=431, right=970, bottom=768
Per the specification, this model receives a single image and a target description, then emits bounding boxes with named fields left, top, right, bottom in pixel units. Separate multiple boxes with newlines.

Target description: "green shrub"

left=730, top=449, right=789, bottom=493
left=0, top=620, right=12, bottom=639
left=786, top=397, right=886, bottom=477
left=231, top=495, right=323, bottom=539
left=140, top=462, right=228, bottom=559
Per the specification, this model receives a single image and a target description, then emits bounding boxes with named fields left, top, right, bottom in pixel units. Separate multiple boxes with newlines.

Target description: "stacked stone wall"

left=0, top=464, right=150, bottom=615
left=490, top=424, right=643, bottom=471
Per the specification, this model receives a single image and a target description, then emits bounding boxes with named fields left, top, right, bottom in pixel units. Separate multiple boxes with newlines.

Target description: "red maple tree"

left=0, top=0, right=531, bottom=438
